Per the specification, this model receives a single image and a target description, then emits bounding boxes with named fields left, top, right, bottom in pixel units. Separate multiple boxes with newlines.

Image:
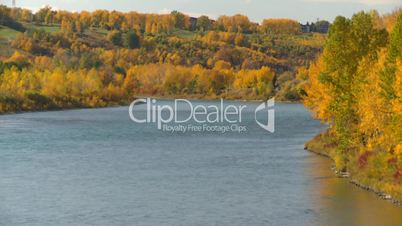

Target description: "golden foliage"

left=261, top=19, right=300, bottom=35
left=303, top=56, right=331, bottom=122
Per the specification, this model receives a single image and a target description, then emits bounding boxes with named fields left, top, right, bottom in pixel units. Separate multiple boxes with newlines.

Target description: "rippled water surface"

left=0, top=100, right=401, bottom=226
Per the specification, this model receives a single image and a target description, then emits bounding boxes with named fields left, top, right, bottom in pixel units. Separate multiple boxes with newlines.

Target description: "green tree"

left=171, top=10, right=187, bottom=29
left=123, top=31, right=140, bottom=49
left=196, top=16, right=211, bottom=31
left=382, top=14, right=402, bottom=100
left=320, top=12, right=388, bottom=168
left=107, top=30, right=123, bottom=46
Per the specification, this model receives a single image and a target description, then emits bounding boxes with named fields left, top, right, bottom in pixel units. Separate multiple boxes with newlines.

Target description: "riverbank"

left=0, top=100, right=128, bottom=116
left=305, top=131, right=402, bottom=206
left=0, top=95, right=299, bottom=115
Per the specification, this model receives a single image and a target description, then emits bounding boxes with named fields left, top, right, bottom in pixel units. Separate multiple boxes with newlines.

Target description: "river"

left=0, top=100, right=401, bottom=225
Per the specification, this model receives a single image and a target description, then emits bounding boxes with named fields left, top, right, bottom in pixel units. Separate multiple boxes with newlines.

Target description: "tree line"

left=2, top=5, right=329, bottom=35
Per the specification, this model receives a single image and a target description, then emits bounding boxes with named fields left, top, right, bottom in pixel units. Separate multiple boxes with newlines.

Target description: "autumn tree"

left=217, top=14, right=253, bottom=33
left=261, top=19, right=300, bottom=35
left=35, top=6, right=54, bottom=24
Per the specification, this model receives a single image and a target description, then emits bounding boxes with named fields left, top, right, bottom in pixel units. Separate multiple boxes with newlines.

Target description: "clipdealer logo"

left=255, top=98, right=275, bottom=133
left=128, top=98, right=275, bottom=133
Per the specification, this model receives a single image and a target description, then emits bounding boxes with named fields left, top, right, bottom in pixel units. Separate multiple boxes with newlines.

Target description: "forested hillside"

left=0, top=5, right=327, bottom=112
left=304, top=10, right=402, bottom=200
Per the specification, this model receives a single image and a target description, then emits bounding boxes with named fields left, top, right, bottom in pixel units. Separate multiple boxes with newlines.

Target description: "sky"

left=2, top=0, right=401, bottom=23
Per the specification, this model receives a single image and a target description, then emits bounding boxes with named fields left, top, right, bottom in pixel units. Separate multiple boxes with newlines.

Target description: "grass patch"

left=90, top=27, right=109, bottom=36
left=171, top=29, right=197, bottom=39
left=0, top=26, right=19, bottom=57
left=0, top=25, right=20, bottom=39
left=22, top=23, right=61, bottom=33
left=305, top=130, right=337, bottom=158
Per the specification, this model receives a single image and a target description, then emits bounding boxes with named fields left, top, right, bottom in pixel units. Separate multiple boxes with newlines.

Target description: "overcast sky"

left=2, top=0, right=401, bottom=23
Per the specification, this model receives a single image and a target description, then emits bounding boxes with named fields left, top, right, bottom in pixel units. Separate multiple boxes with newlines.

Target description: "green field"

left=22, top=23, right=61, bottom=33
left=0, top=23, right=61, bottom=41
left=171, top=29, right=198, bottom=39
left=0, top=25, right=20, bottom=39
left=0, top=26, right=19, bottom=57
left=0, top=23, right=62, bottom=58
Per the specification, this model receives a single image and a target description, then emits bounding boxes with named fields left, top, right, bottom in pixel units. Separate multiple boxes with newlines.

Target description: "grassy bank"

left=305, top=131, right=402, bottom=205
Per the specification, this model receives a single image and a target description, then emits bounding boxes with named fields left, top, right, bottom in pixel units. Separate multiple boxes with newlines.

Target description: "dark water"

left=0, top=100, right=401, bottom=226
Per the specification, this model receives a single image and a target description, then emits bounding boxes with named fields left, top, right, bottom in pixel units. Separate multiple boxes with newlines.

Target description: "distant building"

left=300, top=21, right=330, bottom=33
left=189, top=17, right=197, bottom=31
left=301, top=23, right=311, bottom=33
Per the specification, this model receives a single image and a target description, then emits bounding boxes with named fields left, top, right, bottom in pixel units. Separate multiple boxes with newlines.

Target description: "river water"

left=0, top=100, right=401, bottom=226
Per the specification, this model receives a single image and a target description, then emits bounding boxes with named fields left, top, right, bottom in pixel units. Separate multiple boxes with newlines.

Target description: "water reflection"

left=305, top=154, right=402, bottom=226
